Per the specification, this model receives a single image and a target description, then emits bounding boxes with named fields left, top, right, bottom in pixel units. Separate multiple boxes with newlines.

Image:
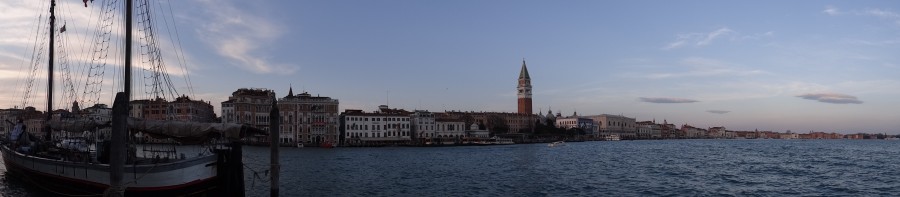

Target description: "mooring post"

left=231, top=142, right=245, bottom=197
left=269, top=99, right=280, bottom=197
left=108, top=92, right=127, bottom=197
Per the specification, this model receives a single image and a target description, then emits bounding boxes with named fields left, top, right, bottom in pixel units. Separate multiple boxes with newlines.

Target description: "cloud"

left=866, top=8, right=900, bottom=18
left=697, top=28, right=734, bottom=46
left=828, top=7, right=900, bottom=26
left=662, top=27, right=734, bottom=50
left=645, top=57, right=768, bottom=79
left=639, top=97, right=699, bottom=103
left=796, top=93, right=863, bottom=104
left=864, top=8, right=900, bottom=26
left=194, top=0, right=294, bottom=74
left=823, top=6, right=841, bottom=16
left=706, top=110, right=730, bottom=114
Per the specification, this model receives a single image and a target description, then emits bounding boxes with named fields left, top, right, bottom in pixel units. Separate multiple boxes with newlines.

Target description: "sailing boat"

left=1, top=0, right=262, bottom=196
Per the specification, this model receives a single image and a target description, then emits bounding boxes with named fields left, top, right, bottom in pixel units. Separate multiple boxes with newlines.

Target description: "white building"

left=435, top=118, right=466, bottom=139
left=341, top=107, right=412, bottom=145
left=411, top=110, right=436, bottom=139
left=466, top=123, right=490, bottom=139
left=585, top=114, right=637, bottom=139
left=555, top=116, right=596, bottom=135
left=637, top=123, right=655, bottom=139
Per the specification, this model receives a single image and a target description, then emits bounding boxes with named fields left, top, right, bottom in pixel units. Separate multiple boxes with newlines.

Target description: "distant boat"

left=603, top=135, right=621, bottom=141
left=886, top=137, right=899, bottom=140
left=548, top=141, right=566, bottom=147
left=488, top=137, right=514, bottom=145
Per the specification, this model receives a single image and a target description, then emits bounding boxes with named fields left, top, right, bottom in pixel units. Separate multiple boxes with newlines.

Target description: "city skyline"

left=1, top=0, right=899, bottom=133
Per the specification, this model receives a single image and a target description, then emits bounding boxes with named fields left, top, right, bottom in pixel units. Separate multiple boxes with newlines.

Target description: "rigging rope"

left=81, top=0, right=119, bottom=106
left=21, top=1, right=50, bottom=110
left=161, top=0, right=196, bottom=98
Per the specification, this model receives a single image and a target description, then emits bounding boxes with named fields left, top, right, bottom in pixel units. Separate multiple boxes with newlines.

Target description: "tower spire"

left=517, top=59, right=533, bottom=115
left=288, top=84, right=294, bottom=97
left=519, top=59, right=530, bottom=79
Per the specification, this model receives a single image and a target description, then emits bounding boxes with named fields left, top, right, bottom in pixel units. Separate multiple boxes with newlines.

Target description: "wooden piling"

left=108, top=92, right=127, bottom=197
left=269, top=100, right=280, bottom=197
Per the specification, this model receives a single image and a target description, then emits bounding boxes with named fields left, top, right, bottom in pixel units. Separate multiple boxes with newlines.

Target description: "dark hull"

left=1, top=147, right=227, bottom=197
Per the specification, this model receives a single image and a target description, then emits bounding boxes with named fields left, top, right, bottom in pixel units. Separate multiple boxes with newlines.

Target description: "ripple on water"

left=6, top=140, right=900, bottom=196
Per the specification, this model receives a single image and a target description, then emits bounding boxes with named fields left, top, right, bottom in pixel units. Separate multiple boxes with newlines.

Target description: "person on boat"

left=5, top=118, right=26, bottom=145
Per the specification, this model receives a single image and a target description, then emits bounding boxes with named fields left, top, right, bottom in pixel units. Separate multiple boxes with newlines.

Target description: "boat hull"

left=2, top=146, right=222, bottom=196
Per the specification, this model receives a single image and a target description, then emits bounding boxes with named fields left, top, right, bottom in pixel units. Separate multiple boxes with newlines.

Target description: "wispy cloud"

left=823, top=6, right=841, bottom=16
left=662, top=27, right=734, bottom=50
left=706, top=110, right=730, bottom=114
left=797, top=93, right=863, bottom=104
left=848, top=39, right=900, bottom=46
left=864, top=8, right=900, bottom=25
left=639, top=97, right=699, bottom=104
left=826, top=6, right=900, bottom=26
left=645, top=57, right=768, bottom=79
left=194, top=0, right=293, bottom=74
left=740, top=31, right=774, bottom=40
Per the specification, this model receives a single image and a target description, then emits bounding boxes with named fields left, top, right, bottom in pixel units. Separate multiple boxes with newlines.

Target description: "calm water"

left=4, top=140, right=900, bottom=196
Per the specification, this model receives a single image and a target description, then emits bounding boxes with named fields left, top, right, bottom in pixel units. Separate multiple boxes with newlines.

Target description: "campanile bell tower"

left=517, top=59, right=532, bottom=115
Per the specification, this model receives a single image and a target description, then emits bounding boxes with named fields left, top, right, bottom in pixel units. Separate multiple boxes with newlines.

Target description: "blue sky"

left=1, top=0, right=899, bottom=133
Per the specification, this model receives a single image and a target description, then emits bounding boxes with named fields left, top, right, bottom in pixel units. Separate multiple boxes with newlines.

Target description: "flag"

left=60, top=24, right=66, bottom=33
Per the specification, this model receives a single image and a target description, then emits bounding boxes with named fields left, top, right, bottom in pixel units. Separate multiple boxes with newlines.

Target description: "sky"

left=1, top=0, right=899, bottom=133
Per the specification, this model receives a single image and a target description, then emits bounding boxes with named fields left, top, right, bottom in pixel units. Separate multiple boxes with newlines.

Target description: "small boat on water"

left=488, top=137, right=515, bottom=145
left=548, top=141, right=566, bottom=147
left=603, top=134, right=621, bottom=141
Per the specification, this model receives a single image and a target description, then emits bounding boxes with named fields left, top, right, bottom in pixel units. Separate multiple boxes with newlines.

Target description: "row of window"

left=346, top=123, right=411, bottom=131
left=346, top=117, right=410, bottom=122
left=347, top=131, right=409, bottom=138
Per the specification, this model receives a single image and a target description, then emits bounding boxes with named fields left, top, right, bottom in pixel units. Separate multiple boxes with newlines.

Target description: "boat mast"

left=124, top=0, right=132, bottom=102
left=109, top=0, right=132, bottom=195
left=46, top=0, right=56, bottom=140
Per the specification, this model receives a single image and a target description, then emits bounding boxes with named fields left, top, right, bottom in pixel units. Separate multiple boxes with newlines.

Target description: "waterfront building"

left=555, top=116, right=596, bottom=135
left=221, top=88, right=276, bottom=143
left=130, top=95, right=216, bottom=122
left=435, top=118, right=466, bottom=141
left=169, top=96, right=217, bottom=122
left=780, top=132, right=799, bottom=139
left=537, top=108, right=557, bottom=126
left=465, top=123, right=490, bottom=139
left=82, top=103, right=112, bottom=124
left=411, top=110, right=437, bottom=139
left=278, top=87, right=340, bottom=146
left=437, top=111, right=536, bottom=134
left=799, top=132, right=843, bottom=139
left=341, top=106, right=412, bottom=146
left=681, top=124, right=707, bottom=139
left=636, top=121, right=661, bottom=139
left=584, top=114, right=637, bottom=139
left=659, top=120, right=678, bottom=139
left=707, top=126, right=727, bottom=139
left=517, top=60, right=533, bottom=115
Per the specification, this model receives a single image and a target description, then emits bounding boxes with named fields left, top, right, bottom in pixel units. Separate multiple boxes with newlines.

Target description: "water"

left=4, top=140, right=900, bottom=196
